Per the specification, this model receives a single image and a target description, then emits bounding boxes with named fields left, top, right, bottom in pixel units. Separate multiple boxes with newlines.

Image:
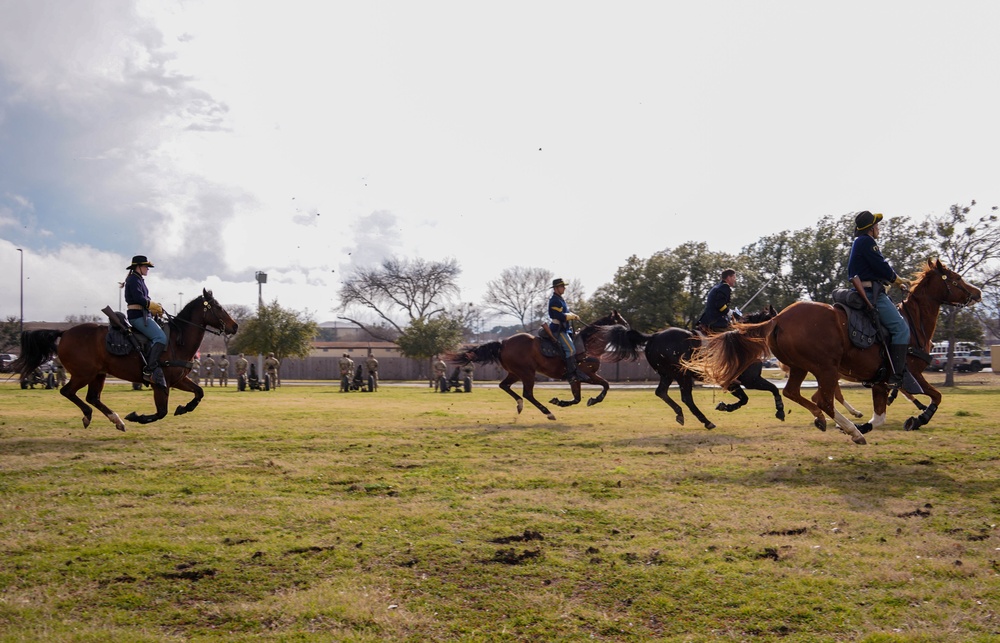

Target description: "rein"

left=164, top=300, right=228, bottom=337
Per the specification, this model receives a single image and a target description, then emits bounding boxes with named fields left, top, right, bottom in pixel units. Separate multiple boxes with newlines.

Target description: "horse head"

left=199, top=289, right=240, bottom=336
left=914, top=258, right=982, bottom=308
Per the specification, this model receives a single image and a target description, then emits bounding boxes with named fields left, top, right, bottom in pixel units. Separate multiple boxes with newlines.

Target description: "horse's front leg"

left=585, top=374, right=610, bottom=406
left=124, top=383, right=171, bottom=424
left=549, top=379, right=583, bottom=407
left=678, top=374, right=716, bottom=430
left=498, top=374, right=525, bottom=415
left=519, top=378, right=556, bottom=420
left=717, top=384, right=749, bottom=413
left=170, top=375, right=204, bottom=416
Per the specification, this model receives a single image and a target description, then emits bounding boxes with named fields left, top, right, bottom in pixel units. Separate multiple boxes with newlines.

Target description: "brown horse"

left=11, top=289, right=238, bottom=431
left=685, top=259, right=981, bottom=444
left=447, top=311, right=627, bottom=420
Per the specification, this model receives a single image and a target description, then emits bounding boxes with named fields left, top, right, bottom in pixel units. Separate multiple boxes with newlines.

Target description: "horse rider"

left=549, top=278, right=587, bottom=382
left=698, top=269, right=740, bottom=333
left=123, top=255, right=168, bottom=387
left=847, top=210, right=921, bottom=394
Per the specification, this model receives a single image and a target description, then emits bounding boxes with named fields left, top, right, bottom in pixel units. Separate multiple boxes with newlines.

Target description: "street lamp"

left=255, top=271, right=267, bottom=310
left=17, top=248, right=23, bottom=334
left=178, top=292, right=183, bottom=315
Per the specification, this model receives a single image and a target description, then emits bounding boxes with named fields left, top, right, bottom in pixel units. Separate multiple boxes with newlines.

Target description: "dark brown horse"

left=602, top=306, right=781, bottom=429
left=11, top=289, right=238, bottom=431
left=447, top=311, right=627, bottom=420
left=685, top=259, right=981, bottom=444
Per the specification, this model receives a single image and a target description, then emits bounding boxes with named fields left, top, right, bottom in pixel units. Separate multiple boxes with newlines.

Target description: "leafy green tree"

left=228, top=300, right=318, bottom=361
left=0, top=315, right=19, bottom=353
left=395, top=316, right=464, bottom=372
left=590, top=243, right=735, bottom=331
left=737, top=231, right=801, bottom=311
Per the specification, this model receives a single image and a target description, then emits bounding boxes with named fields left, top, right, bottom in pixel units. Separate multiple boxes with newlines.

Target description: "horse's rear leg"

left=519, top=378, right=556, bottom=420
left=124, top=384, right=170, bottom=424
left=654, top=376, right=688, bottom=426
left=678, top=375, right=716, bottom=430
left=83, top=375, right=126, bottom=432
left=60, top=378, right=96, bottom=429
left=170, top=376, right=204, bottom=416
left=833, top=384, right=865, bottom=418
left=813, top=373, right=865, bottom=444
left=498, top=374, right=525, bottom=415
left=782, top=368, right=827, bottom=431
left=584, top=374, right=610, bottom=407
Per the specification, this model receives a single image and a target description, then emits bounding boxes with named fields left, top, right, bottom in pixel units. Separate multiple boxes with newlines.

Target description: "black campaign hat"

left=127, top=255, right=154, bottom=269
left=552, top=278, right=567, bottom=288
left=854, top=211, right=883, bottom=232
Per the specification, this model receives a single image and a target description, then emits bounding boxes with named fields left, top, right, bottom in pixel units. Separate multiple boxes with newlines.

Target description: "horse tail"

left=447, top=341, right=503, bottom=367
left=601, top=326, right=653, bottom=362
left=683, top=320, right=775, bottom=389
left=10, top=329, right=63, bottom=378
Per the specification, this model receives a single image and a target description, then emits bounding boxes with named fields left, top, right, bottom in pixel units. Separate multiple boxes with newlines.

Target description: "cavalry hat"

left=552, top=278, right=567, bottom=288
left=127, top=255, right=155, bottom=269
left=854, top=211, right=883, bottom=232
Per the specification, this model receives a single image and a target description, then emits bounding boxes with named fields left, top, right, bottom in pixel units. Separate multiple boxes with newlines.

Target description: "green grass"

left=1, top=380, right=999, bottom=641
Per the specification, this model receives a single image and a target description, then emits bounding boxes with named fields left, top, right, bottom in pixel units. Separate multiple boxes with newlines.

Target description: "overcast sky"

left=2, top=0, right=999, bottom=324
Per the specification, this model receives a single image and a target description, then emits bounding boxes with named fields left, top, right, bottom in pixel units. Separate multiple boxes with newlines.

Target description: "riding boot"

left=888, top=344, right=923, bottom=395
left=144, top=342, right=168, bottom=388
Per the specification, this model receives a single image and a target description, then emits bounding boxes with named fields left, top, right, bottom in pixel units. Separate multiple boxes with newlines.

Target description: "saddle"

left=100, top=307, right=193, bottom=370
left=830, top=288, right=882, bottom=349
left=537, top=325, right=586, bottom=358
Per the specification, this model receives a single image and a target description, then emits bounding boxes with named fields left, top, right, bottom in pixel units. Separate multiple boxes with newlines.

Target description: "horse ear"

left=933, top=258, right=943, bottom=272
left=203, top=288, right=212, bottom=299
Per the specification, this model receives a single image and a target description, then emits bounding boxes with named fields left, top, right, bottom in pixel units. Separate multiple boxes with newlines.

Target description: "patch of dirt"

left=488, top=529, right=544, bottom=544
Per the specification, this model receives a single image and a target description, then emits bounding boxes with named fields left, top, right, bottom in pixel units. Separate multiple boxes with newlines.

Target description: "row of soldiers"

left=190, top=352, right=280, bottom=388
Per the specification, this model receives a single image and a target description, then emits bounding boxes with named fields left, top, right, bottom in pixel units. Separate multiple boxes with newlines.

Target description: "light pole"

left=178, top=292, right=183, bottom=315
left=255, top=271, right=267, bottom=310
left=17, top=248, right=23, bottom=334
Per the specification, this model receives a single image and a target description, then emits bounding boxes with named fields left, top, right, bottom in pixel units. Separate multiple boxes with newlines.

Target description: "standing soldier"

left=365, top=352, right=379, bottom=392
left=235, top=353, right=249, bottom=391
left=191, top=355, right=201, bottom=386
left=217, top=354, right=229, bottom=387
left=202, top=353, right=216, bottom=387
left=461, top=361, right=474, bottom=388
left=264, top=352, right=280, bottom=390
left=338, top=353, right=354, bottom=392
left=53, top=356, right=67, bottom=388
left=432, top=355, right=447, bottom=392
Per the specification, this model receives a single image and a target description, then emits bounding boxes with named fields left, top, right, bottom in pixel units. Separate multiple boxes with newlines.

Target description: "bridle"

left=938, top=270, right=978, bottom=308
left=166, top=297, right=231, bottom=337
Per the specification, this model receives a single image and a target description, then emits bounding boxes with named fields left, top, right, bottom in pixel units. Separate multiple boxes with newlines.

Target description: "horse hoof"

left=675, top=415, right=685, bottom=426
left=904, top=417, right=921, bottom=431
left=124, top=411, right=140, bottom=422
left=705, top=422, right=716, bottom=430
left=814, top=418, right=827, bottom=432
left=851, top=411, right=864, bottom=419
left=857, top=423, right=873, bottom=434
left=852, top=435, right=868, bottom=445
left=546, top=413, right=556, bottom=421
left=586, top=398, right=597, bottom=407
left=82, top=416, right=91, bottom=429
left=715, top=402, right=727, bottom=412
left=775, top=410, right=785, bottom=422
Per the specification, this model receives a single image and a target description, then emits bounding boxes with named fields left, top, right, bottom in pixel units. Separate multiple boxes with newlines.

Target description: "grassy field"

left=1, top=378, right=998, bottom=642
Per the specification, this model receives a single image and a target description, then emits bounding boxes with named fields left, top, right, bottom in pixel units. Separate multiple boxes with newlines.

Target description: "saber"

left=740, top=274, right=777, bottom=311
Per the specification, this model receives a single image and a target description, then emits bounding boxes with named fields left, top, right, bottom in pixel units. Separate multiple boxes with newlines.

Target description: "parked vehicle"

left=0, top=353, right=17, bottom=373
left=930, top=349, right=991, bottom=372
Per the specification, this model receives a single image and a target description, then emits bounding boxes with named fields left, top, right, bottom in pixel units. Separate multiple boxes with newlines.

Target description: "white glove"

left=565, top=313, right=580, bottom=321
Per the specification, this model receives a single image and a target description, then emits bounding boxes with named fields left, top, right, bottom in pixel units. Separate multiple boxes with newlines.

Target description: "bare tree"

left=484, top=266, right=553, bottom=331
left=338, top=257, right=461, bottom=339
left=928, top=201, right=1000, bottom=386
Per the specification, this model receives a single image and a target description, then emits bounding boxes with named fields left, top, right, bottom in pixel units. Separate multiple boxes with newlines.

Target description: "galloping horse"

left=602, top=306, right=782, bottom=429
left=447, top=311, right=627, bottom=420
left=11, top=289, right=238, bottom=431
left=685, top=259, right=981, bottom=444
